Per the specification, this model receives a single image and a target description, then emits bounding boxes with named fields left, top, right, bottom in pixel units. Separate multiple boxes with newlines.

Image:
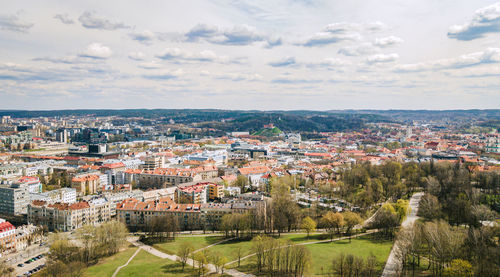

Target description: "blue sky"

left=1, top=0, right=500, bottom=110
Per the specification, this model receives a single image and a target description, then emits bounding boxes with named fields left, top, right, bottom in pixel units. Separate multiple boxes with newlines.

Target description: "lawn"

left=153, top=235, right=225, bottom=255
left=116, top=250, right=199, bottom=277
left=305, top=235, right=393, bottom=275
left=84, top=245, right=138, bottom=277
left=231, top=234, right=393, bottom=276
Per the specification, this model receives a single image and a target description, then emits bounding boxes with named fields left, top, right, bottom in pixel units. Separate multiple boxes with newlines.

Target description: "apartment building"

left=27, top=198, right=111, bottom=232
left=0, top=219, right=16, bottom=254
left=0, top=182, right=29, bottom=215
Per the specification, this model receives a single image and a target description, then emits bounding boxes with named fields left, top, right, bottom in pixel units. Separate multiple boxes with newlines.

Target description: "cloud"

left=138, top=61, right=163, bottom=69
left=142, top=69, right=184, bottom=80
left=78, top=11, right=129, bottom=30
left=53, top=14, right=74, bottom=24
left=299, top=21, right=386, bottom=47
left=448, top=2, right=500, bottom=40
left=306, top=58, right=350, bottom=69
left=79, top=43, right=112, bottom=59
left=183, top=23, right=280, bottom=47
left=155, top=47, right=239, bottom=63
left=268, top=56, right=296, bottom=67
left=128, top=51, right=146, bottom=61
left=366, top=53, right=399, bottom=64
left=0, top=13, right=34, bottom=33
left=271, top=77, right=322, bottom=84
left=395, top=47, right=500, bottom=72
left=338, top=43, right=378, bottom=56
left=129, top=30, right=155, bottom=44
left=373, top=36, right=403, bottom=47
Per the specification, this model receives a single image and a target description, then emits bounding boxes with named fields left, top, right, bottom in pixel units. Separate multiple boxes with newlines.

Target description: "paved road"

left=381, top=192, right=424, bottom=277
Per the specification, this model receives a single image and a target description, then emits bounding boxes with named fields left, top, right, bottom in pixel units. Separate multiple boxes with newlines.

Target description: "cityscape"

left=1, top=1, right=500, bottom=277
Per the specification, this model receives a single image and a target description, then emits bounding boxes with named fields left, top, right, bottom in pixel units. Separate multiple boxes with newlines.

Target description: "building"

left=72, top=174, right=100, bottom=195
left=0, top=182, right=29, bottom=215
left=0, top=218, right=16, bottom=254
left=143, top=156, right=163, bottom=170
left=207, top=182, right=224, bottom=200
left=176, top=183, right=208, bottom=204
left=16, top=176, right=42, bottom=193
left=15, top=224, right=43, bottom=251
left=116, top=198, right=202, bottom=231
left=28, top=198, right=112, bottom=232
left=30, top=187, right=77, bottom=204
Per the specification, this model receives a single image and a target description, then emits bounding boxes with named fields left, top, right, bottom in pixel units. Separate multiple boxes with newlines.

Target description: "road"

left=381, top=192, right=424, bottom=277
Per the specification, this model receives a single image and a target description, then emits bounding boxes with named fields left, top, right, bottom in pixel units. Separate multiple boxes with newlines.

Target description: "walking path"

left=381, top=192, right=424, bottom=277
left=192, top=237, right=236, bottom=254
left=127, top=237, right=254, bottom=277
left=111, top=248, right=141, bottom=277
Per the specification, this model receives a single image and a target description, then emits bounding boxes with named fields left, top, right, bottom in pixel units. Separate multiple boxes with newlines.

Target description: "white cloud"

left=448, top=2, right=500, bottom=40
left=138, top=61, right=162, bottom=69
left=395, top=48, right=500, bottom=72
left=298, top=21, right=385, bottom=47
left=155, top=47, right=238, bottom=63
left=79, top=43, right=112, bottom=59
left=366, top=53, right=399, bottom=64
left=128, top=51, right=146, bottom=61
left=129, top=30, right=155, bottom=44
left=78, top=11, right=129, bottom=30
left=373, top=36, right=403, bottom=47
left=338, top=43, right=378, bottom=56
left=183, top=23, right=281, bottom=47
left=0, top=13, right=33, bottom=32
left=53, top=14, right=74, bottom=25
left=268, top=56, right=296, bottom=67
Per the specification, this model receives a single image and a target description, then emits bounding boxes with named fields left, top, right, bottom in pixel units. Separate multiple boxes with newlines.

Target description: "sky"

left=1, top=0, right=500, bottom=110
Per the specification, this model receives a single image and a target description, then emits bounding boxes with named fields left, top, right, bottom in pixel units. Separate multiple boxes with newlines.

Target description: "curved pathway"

left=127, top=237, right=254, bottom=277
left=381, top=192, right=424, bottom=277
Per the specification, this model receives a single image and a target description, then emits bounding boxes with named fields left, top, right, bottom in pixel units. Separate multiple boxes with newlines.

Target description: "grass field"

left=305, top=235, right=393, bottom=275
left=153, top=235, right=225, bottom=255
left=231, top=234, right=393, bottom=276
left=115, top=250, right=199, bottom=277
left=84, top=245, right=138, bottom=277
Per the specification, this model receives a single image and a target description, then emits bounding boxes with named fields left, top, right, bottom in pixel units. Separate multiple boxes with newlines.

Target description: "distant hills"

left=0, top=109, right=498, bottom=133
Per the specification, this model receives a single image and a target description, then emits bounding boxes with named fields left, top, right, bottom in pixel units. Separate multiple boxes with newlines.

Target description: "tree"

left=418, top=193, right=441, bottom=220
left=343, top=212, right=362, bottom=242
left=233, top=246, right=243, bottom=267
left=301, top=216, right=316, bottom=239
left=177, top=242, right=194, bottom=271
left=369, top=203, right=400, bottom=238
left=321, top=211, right=344, bottom=241
left=443, top=259, right=473, bottom=277
left=234, top=175, right=249, bottom=193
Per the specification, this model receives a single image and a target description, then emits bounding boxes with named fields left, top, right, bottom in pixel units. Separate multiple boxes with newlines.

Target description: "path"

left=127, top=237, right=254, bottom=277
left=381, top=192, right=424, bottom=277
left=192, top=237, right=236, bottom=254
left=111, top=248, right=141, bottom=277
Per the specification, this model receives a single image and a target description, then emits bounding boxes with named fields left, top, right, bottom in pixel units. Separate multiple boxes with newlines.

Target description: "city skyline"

left=1, top=0, right=500, bottom=110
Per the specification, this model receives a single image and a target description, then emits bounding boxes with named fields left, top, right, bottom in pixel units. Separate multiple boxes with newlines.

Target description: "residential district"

left=0, top=113, right=498, bottom=277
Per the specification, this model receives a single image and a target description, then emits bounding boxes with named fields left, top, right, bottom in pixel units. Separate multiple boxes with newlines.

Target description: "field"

left=85, top=233, right=393, bottom=277
left=84, top=246, right=138, bottom=277
left=153, top=235, right=225, bottom=255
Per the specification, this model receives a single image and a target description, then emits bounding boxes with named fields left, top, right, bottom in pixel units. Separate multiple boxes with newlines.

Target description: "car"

left=32, top=257, right=38, bottom=261
left=24, top=260, right=30, bottom=264
left=37, top=254, right=43, bottom=259
left=17, top=263, right=24, bottom=267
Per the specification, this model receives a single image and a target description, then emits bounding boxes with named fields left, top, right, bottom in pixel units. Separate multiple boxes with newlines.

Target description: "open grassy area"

left=305, top=235, right=393, bottom=275
left=84, top=245, right=138, bottom=277
left=231, top=234, right=393, bottom=276
left=116, top=249, right=199, bottom=277
left=153, top=235, right=225, bottom=255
